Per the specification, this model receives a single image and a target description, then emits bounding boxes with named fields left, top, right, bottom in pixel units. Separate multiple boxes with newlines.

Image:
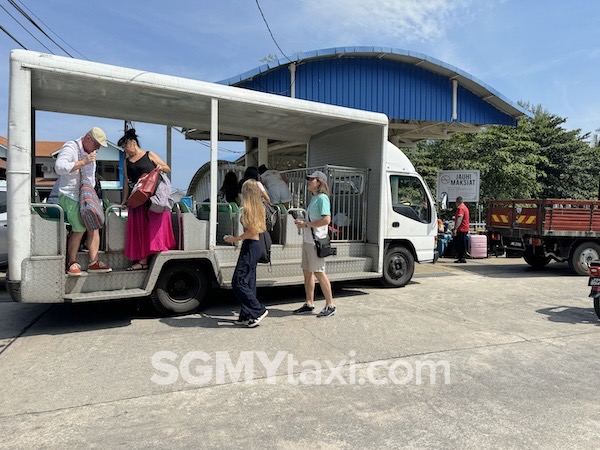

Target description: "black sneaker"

left=235, top=313, right=250, bottom=325
left=293, top=303, right=315, bottom=315
left=316, top=305, right=336, bottom=318
left=247, top=309, right=269, bottom=328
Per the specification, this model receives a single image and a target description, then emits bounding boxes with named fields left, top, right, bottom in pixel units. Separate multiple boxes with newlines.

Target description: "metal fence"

left=282, top=165, right=369, bottom=242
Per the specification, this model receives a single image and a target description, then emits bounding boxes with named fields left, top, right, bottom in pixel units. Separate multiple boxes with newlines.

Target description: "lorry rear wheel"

left=570, top=242, right=600, bottom=276
left=523, top=252, right=551, bottom=269
left=382, top=246, right=414, bottom=287
left=151, top=263, right=209, bottom=315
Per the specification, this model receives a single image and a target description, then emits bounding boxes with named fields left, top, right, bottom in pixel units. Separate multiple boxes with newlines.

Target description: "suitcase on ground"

left=468, top=234, right=488, bottom=258
left=437, top=233, right=451, bottom=257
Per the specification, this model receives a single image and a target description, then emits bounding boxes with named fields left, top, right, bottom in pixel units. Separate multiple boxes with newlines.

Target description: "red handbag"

left=128, top=167, right=161, bottom=209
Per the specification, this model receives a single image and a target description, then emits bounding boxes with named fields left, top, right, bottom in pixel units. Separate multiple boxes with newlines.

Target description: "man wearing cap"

left=293, top=170, right=336, bottom=317
left=54, top=127, right=112, bottom=276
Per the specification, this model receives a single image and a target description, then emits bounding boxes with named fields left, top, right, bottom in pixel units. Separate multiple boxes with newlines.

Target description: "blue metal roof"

left=219, top=46, right=530, bottom=129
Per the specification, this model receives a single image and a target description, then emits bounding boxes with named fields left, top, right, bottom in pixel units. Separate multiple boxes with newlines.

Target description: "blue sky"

left=1, top=0, right=599, bottom=190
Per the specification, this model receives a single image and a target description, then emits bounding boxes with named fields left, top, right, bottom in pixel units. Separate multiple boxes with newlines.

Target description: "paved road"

left=0, top=258, right=599, bottom=448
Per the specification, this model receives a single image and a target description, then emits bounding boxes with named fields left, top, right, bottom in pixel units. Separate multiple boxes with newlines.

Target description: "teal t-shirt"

left=304, top=193, right=331, bottom=243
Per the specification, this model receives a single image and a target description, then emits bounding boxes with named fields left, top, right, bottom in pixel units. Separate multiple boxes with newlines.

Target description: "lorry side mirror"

left=440, top=192, right=448, bottom=211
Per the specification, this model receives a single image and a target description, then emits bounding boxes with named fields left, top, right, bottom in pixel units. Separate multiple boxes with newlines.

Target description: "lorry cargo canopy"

left=12, top=50, right=388, bottom=143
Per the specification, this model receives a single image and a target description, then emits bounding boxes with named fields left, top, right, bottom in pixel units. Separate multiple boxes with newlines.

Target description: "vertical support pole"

left=209, top=98, right=219, bottom=249
left=165, top=126, right=172, bottom=181
left=289, top=62, right=296, bottom=98
left=257, top=136, right=268, bottom=168
left=7, top=54, right=32, bottom=281
left=452, top=79, right=458, bottom=121
left=244, top=140, right=253, bottom=168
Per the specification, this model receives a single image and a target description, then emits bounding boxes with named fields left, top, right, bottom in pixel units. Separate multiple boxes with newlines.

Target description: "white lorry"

left=6, top=50, right=437, bottom=314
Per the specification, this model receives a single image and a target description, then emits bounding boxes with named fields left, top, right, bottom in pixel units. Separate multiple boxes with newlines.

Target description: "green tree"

left=405, top=103, right=600, bottom=203
left=474, top=124, right=542, bottom=202
left=406, top=125, right=541, bottom=203
left=520, top=103, right=599, bottom=199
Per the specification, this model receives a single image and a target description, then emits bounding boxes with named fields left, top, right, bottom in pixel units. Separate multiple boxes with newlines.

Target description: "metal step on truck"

left=487, top=198, right=600, bottom=275
left=6, top=50, right=438, bottom=315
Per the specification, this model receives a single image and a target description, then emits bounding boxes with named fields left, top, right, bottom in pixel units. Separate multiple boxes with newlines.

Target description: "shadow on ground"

left=435, top=258, right=576, bottom=279
left=0, top=283, right=370, bottom=337
left=536, top=305, right=600, bottom=326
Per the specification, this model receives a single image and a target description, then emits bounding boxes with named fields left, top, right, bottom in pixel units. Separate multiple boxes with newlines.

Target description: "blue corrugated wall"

left=235, top=57, right=516, bottom=126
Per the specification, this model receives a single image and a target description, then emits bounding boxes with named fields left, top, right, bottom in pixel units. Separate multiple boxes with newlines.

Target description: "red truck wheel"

left=570, top=242, right=600, bottom=276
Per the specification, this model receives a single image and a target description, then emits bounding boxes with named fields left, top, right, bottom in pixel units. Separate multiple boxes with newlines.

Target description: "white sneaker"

left=247, top=309, right=269, bottom=328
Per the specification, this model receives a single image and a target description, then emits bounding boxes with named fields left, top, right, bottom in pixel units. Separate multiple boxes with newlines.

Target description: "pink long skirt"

left=124, top=206, right=176, bottom=261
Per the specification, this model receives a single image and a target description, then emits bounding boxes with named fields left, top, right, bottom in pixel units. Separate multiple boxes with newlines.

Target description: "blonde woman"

left=224, top=180, right=269, bottom=327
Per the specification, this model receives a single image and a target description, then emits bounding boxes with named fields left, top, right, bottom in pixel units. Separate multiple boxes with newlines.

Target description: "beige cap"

left=88, top=127, right=108, bottom=147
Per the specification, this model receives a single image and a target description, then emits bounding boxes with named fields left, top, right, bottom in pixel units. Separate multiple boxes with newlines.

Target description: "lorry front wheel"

left=569, top=242, right=600, bottom=276
left=382, top=246, right=414, bottom=287
left=151, top=263, right=209, bottom=315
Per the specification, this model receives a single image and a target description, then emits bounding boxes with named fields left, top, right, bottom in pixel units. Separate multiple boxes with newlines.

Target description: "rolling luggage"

left=468, top=234, right=488, bottom=258
left=437, top=233, right=452, bottom=257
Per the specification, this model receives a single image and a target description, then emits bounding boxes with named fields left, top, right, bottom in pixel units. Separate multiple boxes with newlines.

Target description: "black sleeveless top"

left=127, top=152, right=155, bottom=190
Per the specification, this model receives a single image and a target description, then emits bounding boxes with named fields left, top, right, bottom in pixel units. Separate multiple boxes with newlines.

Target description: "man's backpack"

left=258, top=231, right=272, bottom=264
left=263, top=201, right=279, bottom=231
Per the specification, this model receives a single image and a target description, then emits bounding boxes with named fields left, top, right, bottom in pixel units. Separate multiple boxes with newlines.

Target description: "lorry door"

left=386, top=173, right=437, bottom=262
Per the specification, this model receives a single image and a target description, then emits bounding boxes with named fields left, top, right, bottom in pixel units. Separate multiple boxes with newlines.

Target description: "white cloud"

left=301, top=0, right=473, bottom=42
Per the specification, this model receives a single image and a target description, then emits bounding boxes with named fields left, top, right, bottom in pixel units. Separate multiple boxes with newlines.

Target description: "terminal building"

left=185, top=46, right=529, bottom=175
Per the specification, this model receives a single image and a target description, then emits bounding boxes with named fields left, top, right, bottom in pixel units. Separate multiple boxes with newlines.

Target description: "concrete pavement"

left=0, top=258, right=599, bottom=448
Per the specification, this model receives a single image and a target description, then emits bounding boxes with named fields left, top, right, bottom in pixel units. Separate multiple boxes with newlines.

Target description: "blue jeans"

left=232, top=239, right=266, bottom=319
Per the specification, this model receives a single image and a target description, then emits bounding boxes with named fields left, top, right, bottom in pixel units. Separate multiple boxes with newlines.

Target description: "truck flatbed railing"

left=488, top=199, right=600, bottom=235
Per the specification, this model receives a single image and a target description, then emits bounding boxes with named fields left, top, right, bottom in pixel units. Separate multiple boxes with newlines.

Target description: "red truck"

left=487, top=199, right=600, bottom=275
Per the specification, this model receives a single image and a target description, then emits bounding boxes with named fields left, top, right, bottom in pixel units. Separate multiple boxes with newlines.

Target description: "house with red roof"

left=0, top=135, right=124, bottom=201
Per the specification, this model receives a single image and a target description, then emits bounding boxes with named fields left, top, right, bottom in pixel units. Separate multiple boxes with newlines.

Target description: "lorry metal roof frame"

left=10, top=50, right=389, bottom=142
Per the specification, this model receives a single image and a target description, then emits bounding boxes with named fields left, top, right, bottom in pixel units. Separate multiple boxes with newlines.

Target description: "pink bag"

left=128, top=167, right=161, bottom=209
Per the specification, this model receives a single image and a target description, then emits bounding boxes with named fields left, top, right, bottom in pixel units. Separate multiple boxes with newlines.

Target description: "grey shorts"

left=301, top=242, right=326, bottom=273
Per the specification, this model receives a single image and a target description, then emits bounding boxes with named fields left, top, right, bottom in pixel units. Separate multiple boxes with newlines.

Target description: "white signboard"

left=437, top=170, right=480, bottom=203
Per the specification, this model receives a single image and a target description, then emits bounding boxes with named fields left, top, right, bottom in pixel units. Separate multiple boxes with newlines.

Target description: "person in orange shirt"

left=452, top=196, right=470, bottom=263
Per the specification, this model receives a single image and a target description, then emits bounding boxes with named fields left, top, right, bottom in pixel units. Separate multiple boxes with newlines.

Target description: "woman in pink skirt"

left=119, top=128, right=175, bottom=271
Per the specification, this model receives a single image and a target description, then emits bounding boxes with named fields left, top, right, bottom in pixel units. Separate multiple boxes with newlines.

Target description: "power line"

left=6, top=0, right=74, bottom=57
left=0, top=4, right=53, bottom=52
left=10, top=0, right=88, bottom=59
left=0, top=24, right=26, bottom=49
left=254, top=0, right=291, bottom=63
